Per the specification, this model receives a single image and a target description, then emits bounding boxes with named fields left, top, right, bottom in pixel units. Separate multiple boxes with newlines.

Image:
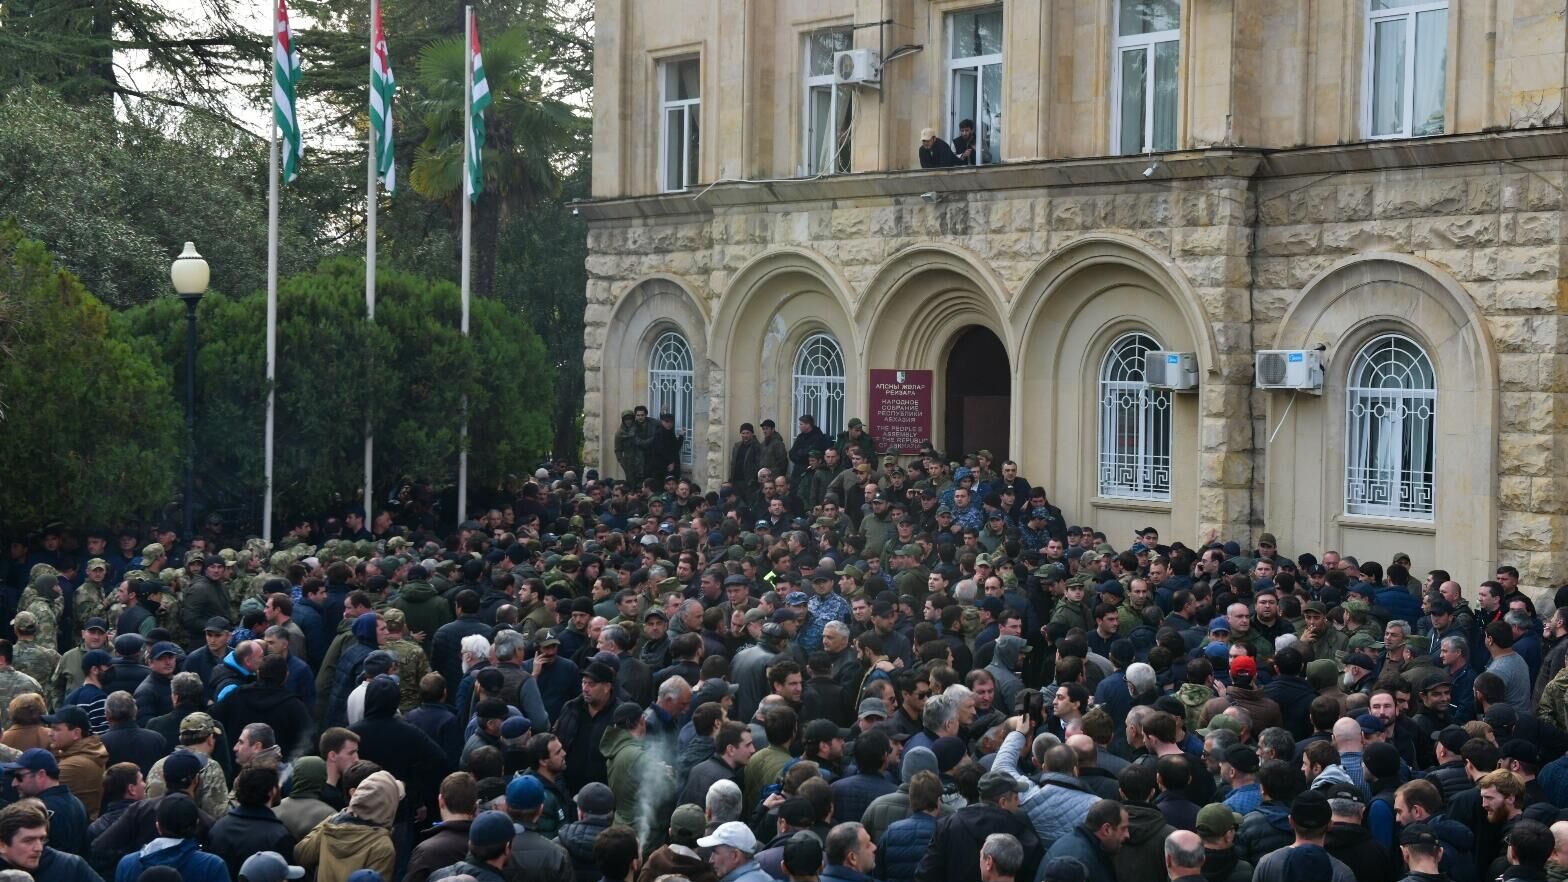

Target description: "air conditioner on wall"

left=1144, top=351, right=1199, bottom=391
left=833, top=49, right=881, bottom=87
left=1255, top=350, right=1324, bottom=393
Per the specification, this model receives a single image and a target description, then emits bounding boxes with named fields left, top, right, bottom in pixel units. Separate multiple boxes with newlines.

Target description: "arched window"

left=1346, top=333, right=1435, bottom=519
left=793, top=333, right=847, bottom=438
left=1098, top=332, right=1172, bottom=500
left=648, top=330, right=695, bottom=466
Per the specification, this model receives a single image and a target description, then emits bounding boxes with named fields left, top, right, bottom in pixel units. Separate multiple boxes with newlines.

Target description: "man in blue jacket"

left=1040, top=799, right=1128, bottom=882
left=113, top=794, right=230, bottom=882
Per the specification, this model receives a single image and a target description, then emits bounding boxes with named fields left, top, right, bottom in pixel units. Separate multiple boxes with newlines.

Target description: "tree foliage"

left=117, top=259, right=554, bottom=528
left=0, top=224, right=181, bottom=531
left=0, top=89, right=329, bottom=307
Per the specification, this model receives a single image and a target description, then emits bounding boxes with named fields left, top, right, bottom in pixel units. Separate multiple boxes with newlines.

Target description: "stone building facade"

left=580, top=0, right=1568, bottom=590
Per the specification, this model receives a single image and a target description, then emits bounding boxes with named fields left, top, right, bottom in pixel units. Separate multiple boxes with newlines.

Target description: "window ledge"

left=1333, top=514, right=1437, bottom=535
left=1092, top=495, right=1173, bottom=514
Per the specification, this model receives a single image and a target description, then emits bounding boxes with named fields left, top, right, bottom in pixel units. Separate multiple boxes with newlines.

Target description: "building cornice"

left=577, top=127, right=1568, bottom=224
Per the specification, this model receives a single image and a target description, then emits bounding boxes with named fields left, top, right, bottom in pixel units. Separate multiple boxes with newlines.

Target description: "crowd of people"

left=2, top=412, right=1568, bottom=882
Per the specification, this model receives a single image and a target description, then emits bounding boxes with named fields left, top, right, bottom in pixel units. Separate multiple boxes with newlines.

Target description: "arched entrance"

left=944, top=326, right=1010, bottom=461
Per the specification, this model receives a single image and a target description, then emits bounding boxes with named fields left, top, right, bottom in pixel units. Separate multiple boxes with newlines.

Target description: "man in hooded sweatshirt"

left=295, top=769, right=401, bottom=882
left=393, top=564, right=452, bottom=649
left=601, top=702, right=655, bottom=829
left=276, top=755, right=334, bottom=840
left=351, top=675, right=452, bottom=822
left=985, top=636, right=1027, bottom=717
left=1110, top=764, right=1175, bottom=882
left=326, top=614, right=384, bottom=728
left=112, top=793, right=230, bottom=882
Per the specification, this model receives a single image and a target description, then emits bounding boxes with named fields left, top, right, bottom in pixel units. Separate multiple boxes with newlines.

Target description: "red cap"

left=1230, top=655, right=1258, bottom=677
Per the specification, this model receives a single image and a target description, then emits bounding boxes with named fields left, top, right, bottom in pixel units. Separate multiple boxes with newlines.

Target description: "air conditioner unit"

left=1144, top=351, right=1199, bottom=391
left=833, top=49, right=881, bottom=87
left=1255, top=350, right=1324, bottom=393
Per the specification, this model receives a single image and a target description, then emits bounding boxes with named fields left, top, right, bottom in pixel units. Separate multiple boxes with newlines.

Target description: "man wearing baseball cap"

left=699, top=821, right=773, bottom=882
left=1194, top=803, right=1250, bottom=882
left=639, top=803, right=714, bottom=882
left=426, top=810, right=513, bottom=882
left=240, top=851, right=307, bottom=882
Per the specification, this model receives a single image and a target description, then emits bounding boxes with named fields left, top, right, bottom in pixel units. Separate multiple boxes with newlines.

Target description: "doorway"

left=943, top=326, right=1010, bottom=461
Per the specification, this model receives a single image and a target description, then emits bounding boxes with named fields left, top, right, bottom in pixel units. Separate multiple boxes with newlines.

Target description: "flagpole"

left=262, top=11, right=280, bottom=545
left=457, top=4, right=472, bottom=528
left=363, top=0, right=378, bottom=526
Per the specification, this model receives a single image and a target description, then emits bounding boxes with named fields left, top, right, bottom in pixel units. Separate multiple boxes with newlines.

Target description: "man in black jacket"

left=681, top=721, right=753, bottom=807
left=431, top=590, right=492, bottom=689
left=918, top=128, right=959, bottom=169
left=92, top=750, right=214, bottom=875
left=101, top=691, right=168, bottom=774
left=0, top=801, right=101, bottom=882
left=207, top=766, right=294, bottom=879
left=915, top=771, right=1043, bottom=882
left=216, top=654, right=313, bottom=759
left=351, top=676, right=452, bottom=818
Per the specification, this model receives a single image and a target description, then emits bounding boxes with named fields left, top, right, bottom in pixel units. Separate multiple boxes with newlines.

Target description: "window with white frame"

left=793, top=333, right=847, bottom=438
left=1098, top=332, right=1172, bottom=500
left=648, top=330, right=695, bottom=466
left=659, top=58, right=700, bottom=192
left=947, top=6, right=1002, bottom=165
left=1345, top=334, right=1435, bottom=519
left=804, top=29, right=853, bottom=175
left=1365, top=0, right=1447, bottom=139
left=1113, top=0, right=1180, bottom=155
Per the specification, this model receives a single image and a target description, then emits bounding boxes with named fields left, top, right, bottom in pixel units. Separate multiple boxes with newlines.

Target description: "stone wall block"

left=1411, top=215, right=1498, bottom=249
left=1176, top=225, right=1233, bottom=257
left=1420, top=249, right=1472, bottom=280
left=1287, top=254, right=1341, bottom=287
left=1531, top=476, right=1568, bottom=514
left=1201, top=414, right=1252, bottom=452
left=1501, top=175, right=1530, bottom=211
left=1251, top=287, right=1294, bottom=323
left=1321, top=220, right=1410, bottom=253
left=1467, top=176, right=1502, bottom=213
left=1259, top=225, right=1321, bottom=256
left=1215, top=353, right=1255, bottom=384
left=1338, top=183, right=1375, bottom=220
left=1500, top=475, right=1533, bottom=511
left=1201, top=451, right=1253, bottom=487
left=1527, top=172, right=1566, bottom=211
left=1252, top=258, right=1289, bottom=290
left=1499, top=511, right=1563, bottom=552
left=1499, top=432, right=1558, bottom=475
left=1487, top=316, right=1559, bottom=353
left=1504, top=212, right=1561, bottom=246
left=1258, top=191, right=1301, bottom=226
left=1473, top=245, right=1559, bottom=281
left=1499, top=353, right=1540, bottom=390
left=1198, top=286, right=1251, bottom=322
left=1541, top=355, right=1568, bottom=392
left=1202, top=382, right=1251, bottom=419
left=1490, top=278, right=1561, bottom=312
left=830, top=209, right=871, bottom=239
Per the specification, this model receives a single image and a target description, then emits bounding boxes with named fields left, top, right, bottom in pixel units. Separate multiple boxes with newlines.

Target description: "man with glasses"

left=4, top=748, right=86, bottom=856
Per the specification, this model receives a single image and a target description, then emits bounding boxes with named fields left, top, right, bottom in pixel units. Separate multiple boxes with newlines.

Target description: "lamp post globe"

left=171, top=242, right=209, bottom=540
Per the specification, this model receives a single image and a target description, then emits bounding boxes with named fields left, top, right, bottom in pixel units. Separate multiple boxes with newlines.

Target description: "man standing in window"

left=919, top=128, right=959, bottom=168
left=952, top=119, right=978, bottom=165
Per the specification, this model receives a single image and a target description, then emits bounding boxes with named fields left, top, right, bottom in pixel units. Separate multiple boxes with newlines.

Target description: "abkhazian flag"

left=370, top=0, right=395, bottom=192
left=466, top=11, right=491, bottom=203
left=274, top=0, right=303, bottom=183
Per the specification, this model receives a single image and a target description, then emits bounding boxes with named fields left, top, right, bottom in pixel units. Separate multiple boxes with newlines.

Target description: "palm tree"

left=410, top=25, right=584, bottom=300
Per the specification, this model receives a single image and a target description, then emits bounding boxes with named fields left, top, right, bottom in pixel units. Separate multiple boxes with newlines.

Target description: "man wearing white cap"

left=699, top=821, right=775, bottom=882
left=919, top=128, right=959, bottom=169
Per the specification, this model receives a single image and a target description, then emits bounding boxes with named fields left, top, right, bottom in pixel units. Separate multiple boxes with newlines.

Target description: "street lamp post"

left=171, top=242, right=210, bottom=541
